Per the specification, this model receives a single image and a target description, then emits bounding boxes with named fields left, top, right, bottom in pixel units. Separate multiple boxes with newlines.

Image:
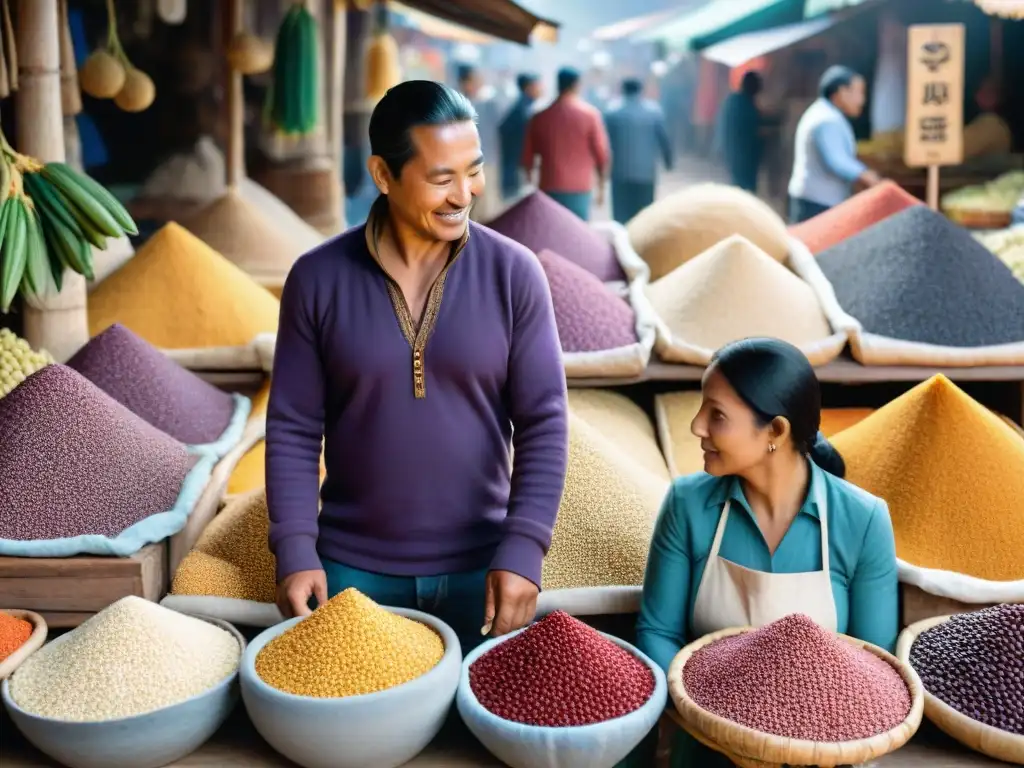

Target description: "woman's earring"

left=768, top=443, right=777, bottom=453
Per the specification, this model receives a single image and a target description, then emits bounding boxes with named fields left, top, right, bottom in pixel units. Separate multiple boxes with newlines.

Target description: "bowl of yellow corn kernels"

left=239, top=589, right=461, bottom=768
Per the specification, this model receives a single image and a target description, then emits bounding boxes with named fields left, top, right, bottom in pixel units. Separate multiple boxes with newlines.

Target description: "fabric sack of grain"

left=831, top=375, right=1024, bottom=604
left=792, top=206, right=1024, bottom=366
left=626, top=183, right=791, bottom=281
left=976, top=225, right=1024, bottom=286
left=487, top=190, right=627, bottom=284
left=654, top=392, right=875, bottom=478
left=161, top=489, right=285, bottom=627
left=66, top=323, right=251, bottom=458
left=88, top=222, right=281, bottom=372
left=87, top=236, right=135, bottom=288
left=0, top=365, right=216, bottom=558
left=538, top=405, right=670, bottom=618
left=538, top=248, right=656, bottom=378
left=788, top=181, right=922, bottom=255
left=645, top=234, right=848, bottom=366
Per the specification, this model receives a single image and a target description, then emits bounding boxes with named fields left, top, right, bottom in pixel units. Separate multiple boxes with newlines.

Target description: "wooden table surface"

left=0, top=706, right=1013, bottom=767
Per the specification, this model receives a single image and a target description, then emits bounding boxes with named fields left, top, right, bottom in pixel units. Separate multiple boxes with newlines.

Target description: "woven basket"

left=667, top=626, right=924, bottom=767
left=896, top=615, right=1024, bottom=765
left=0, top=610, right=48, bottom=680
left=943, top=207, right=1013, bottom=230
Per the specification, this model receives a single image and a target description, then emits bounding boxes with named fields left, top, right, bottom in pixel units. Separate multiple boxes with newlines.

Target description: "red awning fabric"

left=398, top=0, right=559, bottom=45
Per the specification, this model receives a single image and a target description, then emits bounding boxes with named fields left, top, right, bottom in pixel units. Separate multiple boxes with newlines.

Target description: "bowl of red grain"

left=668, top=613, right=924, bottom=768
left=0, top=610, right=47, bottom=681
left=456, top=610, right=666, bottom=768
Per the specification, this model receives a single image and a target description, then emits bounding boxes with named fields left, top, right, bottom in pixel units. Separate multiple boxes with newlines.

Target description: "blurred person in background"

left=458, top=63, right=504, bottom=222
left=522, top=67, right=610, bottom=221
left=499, top=72, right=542, bottom=201
left=714, top=71, right=764, bottom=193
left=787, top=65, right=882, bottom=224
left=604, top=77, right=673, bottom=224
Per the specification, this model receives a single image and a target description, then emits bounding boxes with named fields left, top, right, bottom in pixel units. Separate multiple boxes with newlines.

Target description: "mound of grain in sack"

left=538, top=249, right=637, bottom=353
left=256, top=588, right=444, bottom=698
left=88, top=222, right=280, bottom=350
left=0, top=365, right=196, bottom=543
left=816, top=206, right=1024, bottom=348
left=171, top=489, right=277, bottom=603
left=470, top=611, right=655, bottom=726
left=227, top=437, right=327, bottom=496
left=542, top=412, right=667, bottom=592
left=645, top=235, right=838, bottom=363
left=0, top=612, right=33, bottom=662
left=488, top=191, right=624, bottom=282
left=910, top=605, right=1023, bottom=735
left=684, top=614, right=911, bottom=741
left=830, top=375, right=1024, bottom=582
left=0, top=328, right=53, bottom=401
left=8, top=597, right=239, bottom=721
left=626, top=183, right=789, bottom=281
left=67, top=323, right=238, bottom=446
left=789, top=181, right=922, bottom=255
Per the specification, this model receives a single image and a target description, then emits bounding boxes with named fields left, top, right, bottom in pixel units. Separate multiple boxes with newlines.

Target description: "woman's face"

left=690, top=366, right=774, bottom=476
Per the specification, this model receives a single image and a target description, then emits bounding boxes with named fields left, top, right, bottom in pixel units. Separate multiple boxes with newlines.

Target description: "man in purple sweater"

left=266, top=80, right=569, bottom=652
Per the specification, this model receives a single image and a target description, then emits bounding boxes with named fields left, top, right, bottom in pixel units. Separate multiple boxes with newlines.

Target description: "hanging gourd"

left=227, top=33, right=274, bottom=76
left=156, top=0, right=188, bottom=25
left=265, top=1, right=319, bottom=137
left=59, top=0, right=82, bottom=116
left=79, top=0, right=156, bottom=112
left=364, top=1, right=401, bottom=104
left=1, top=0, right=18, bottom=98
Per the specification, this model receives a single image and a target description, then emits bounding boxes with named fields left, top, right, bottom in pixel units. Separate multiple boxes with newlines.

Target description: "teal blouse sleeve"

left=636, top=486, right=691, bottom=674
left=847, top=499, right=899, bottom=653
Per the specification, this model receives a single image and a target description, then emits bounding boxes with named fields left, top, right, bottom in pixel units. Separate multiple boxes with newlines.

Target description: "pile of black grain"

left=0, top=365, right=196, bottom=542
left=910, top=605, right=1023, bottom=735
left=67, top=323, right=237, bottom=446
left=816, top=206, right=1024, bottom=347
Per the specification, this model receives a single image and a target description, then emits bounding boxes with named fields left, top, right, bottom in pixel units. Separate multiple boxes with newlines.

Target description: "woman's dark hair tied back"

left=710, top=337, right=846, bottom=478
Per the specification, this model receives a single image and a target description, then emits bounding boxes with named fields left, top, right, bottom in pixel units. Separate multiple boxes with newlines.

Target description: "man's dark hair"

left=517, top=72, right=539, bottom=92
left=741, top=71, right=763, bottom=97
left=369, top=80, right=477, bottom=179
left=557, top=67, right=580, bottom=95
left=622, top=78, right=643, bottom=97
left=456, top=63, right=477, bottom=86
left=818, top=65, right=860, bottom=101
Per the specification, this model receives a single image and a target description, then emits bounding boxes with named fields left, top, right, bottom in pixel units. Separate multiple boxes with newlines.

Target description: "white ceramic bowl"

left=457, top=628, right=667, bottom=768
left=240, top=607, right=461, bottom=768
left=1, top=616, right=244, bottom=768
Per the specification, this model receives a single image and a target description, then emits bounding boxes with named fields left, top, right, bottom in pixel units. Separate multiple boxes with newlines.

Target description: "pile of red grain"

left=0, top=612, right=33, bottom=662
left=469, top=610, right=655, bottom=727
left=684, top=614, right=911, bottom=742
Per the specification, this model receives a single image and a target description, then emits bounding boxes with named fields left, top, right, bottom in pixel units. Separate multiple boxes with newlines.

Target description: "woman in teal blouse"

left=634, top=338, right=898, bottom=766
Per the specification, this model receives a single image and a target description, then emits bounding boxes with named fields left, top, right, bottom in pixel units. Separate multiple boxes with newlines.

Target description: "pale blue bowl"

left=240, top=607, right=461, bottom=768
left=1, top=616, right=244, bottom=768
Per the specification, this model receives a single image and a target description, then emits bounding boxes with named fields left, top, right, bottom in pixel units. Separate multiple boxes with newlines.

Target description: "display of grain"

left=67, top=323, right=238, bottom=446
left=0, top=328, right=53, bottom=400
left=684, top=614, right=911, bottom=741
left=830, top=375, right=1024, bottom=581
left=645, top=235, right=835, bottom=358
left=816, top=207, right=1024, bottom=348
left=567, top=389, right=670, bottom=483
left=255, top=588, right=444, bottom=698
left=8, top=597, right=240, bottom=721
left=171, top=489, right=277, bottom=603
left=789, top=181, right=922, bottom=255
left=88, top=222, right=280, bottom=350
left=488, top=191, right=624, bottom=282
left=537, top=249, right=637, bottom=353
left=627, top=183, right=790, bottom=281
left=541, top=412, right=668, bottom=592
left=0, top=365, right=196, bottom=543
left=226, top=437, right=327, bottom=497
left=0, top=612, right=33, bottom=662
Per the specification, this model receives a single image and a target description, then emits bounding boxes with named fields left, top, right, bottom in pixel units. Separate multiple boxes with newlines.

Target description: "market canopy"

left=805, top=0, right=1024, bottom=17
left=635, top=0, right=805, bottom=52
left=391, top=2, right=500, bottom=44
left=399, top=0, right=559, bottom=45
left=700, top=15, right=835, bottom=66
left=590, top=8, right=684, bottom=42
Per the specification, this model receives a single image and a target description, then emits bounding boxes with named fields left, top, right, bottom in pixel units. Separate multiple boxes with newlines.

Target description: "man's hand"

left=858, top=169, right=883, bottom=188
left=277, top=569, right=328, bottom=619
left=483, top=569, right=539, bottom=637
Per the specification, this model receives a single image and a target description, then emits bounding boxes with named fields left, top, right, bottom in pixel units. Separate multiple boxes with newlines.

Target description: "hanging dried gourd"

left=80, top=0, right=156, bottom=113
left=157, top=0, right=188, bottom=25
left=2, top=0, right=17, bottom=94
left=364, top=1, right=401, bottom=104
left=59, top=0, right=82, bottom=116
left=227, top=0, right=274, bottom=81
left=0, top=10, right=9, bottom=101
left=264, top=1, right=319, bottom=137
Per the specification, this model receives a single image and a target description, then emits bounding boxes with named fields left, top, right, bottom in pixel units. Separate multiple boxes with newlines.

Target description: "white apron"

left=690, top=484, right=838, bottom=639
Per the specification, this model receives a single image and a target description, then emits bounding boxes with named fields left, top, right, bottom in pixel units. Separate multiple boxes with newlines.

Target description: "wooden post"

left=329, top=0, right=347, bottom=229
left=225, top=0, right=244, bottom=187
left=16, top=0, right=88, bottom=362
left=925, top=165, right=940, bottom=211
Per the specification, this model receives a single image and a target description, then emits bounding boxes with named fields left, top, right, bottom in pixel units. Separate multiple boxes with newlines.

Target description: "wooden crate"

left=0, top=544, right=167, bottom=628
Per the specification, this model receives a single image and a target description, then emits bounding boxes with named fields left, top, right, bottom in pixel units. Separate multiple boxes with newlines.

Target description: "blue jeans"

left=320, top=557, right=490, bottom=655
left=788, top=196, right=830, bottom=224
left=611, top=181, right=655, bottom=224
left=546, top=190, right=593, bottom=221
